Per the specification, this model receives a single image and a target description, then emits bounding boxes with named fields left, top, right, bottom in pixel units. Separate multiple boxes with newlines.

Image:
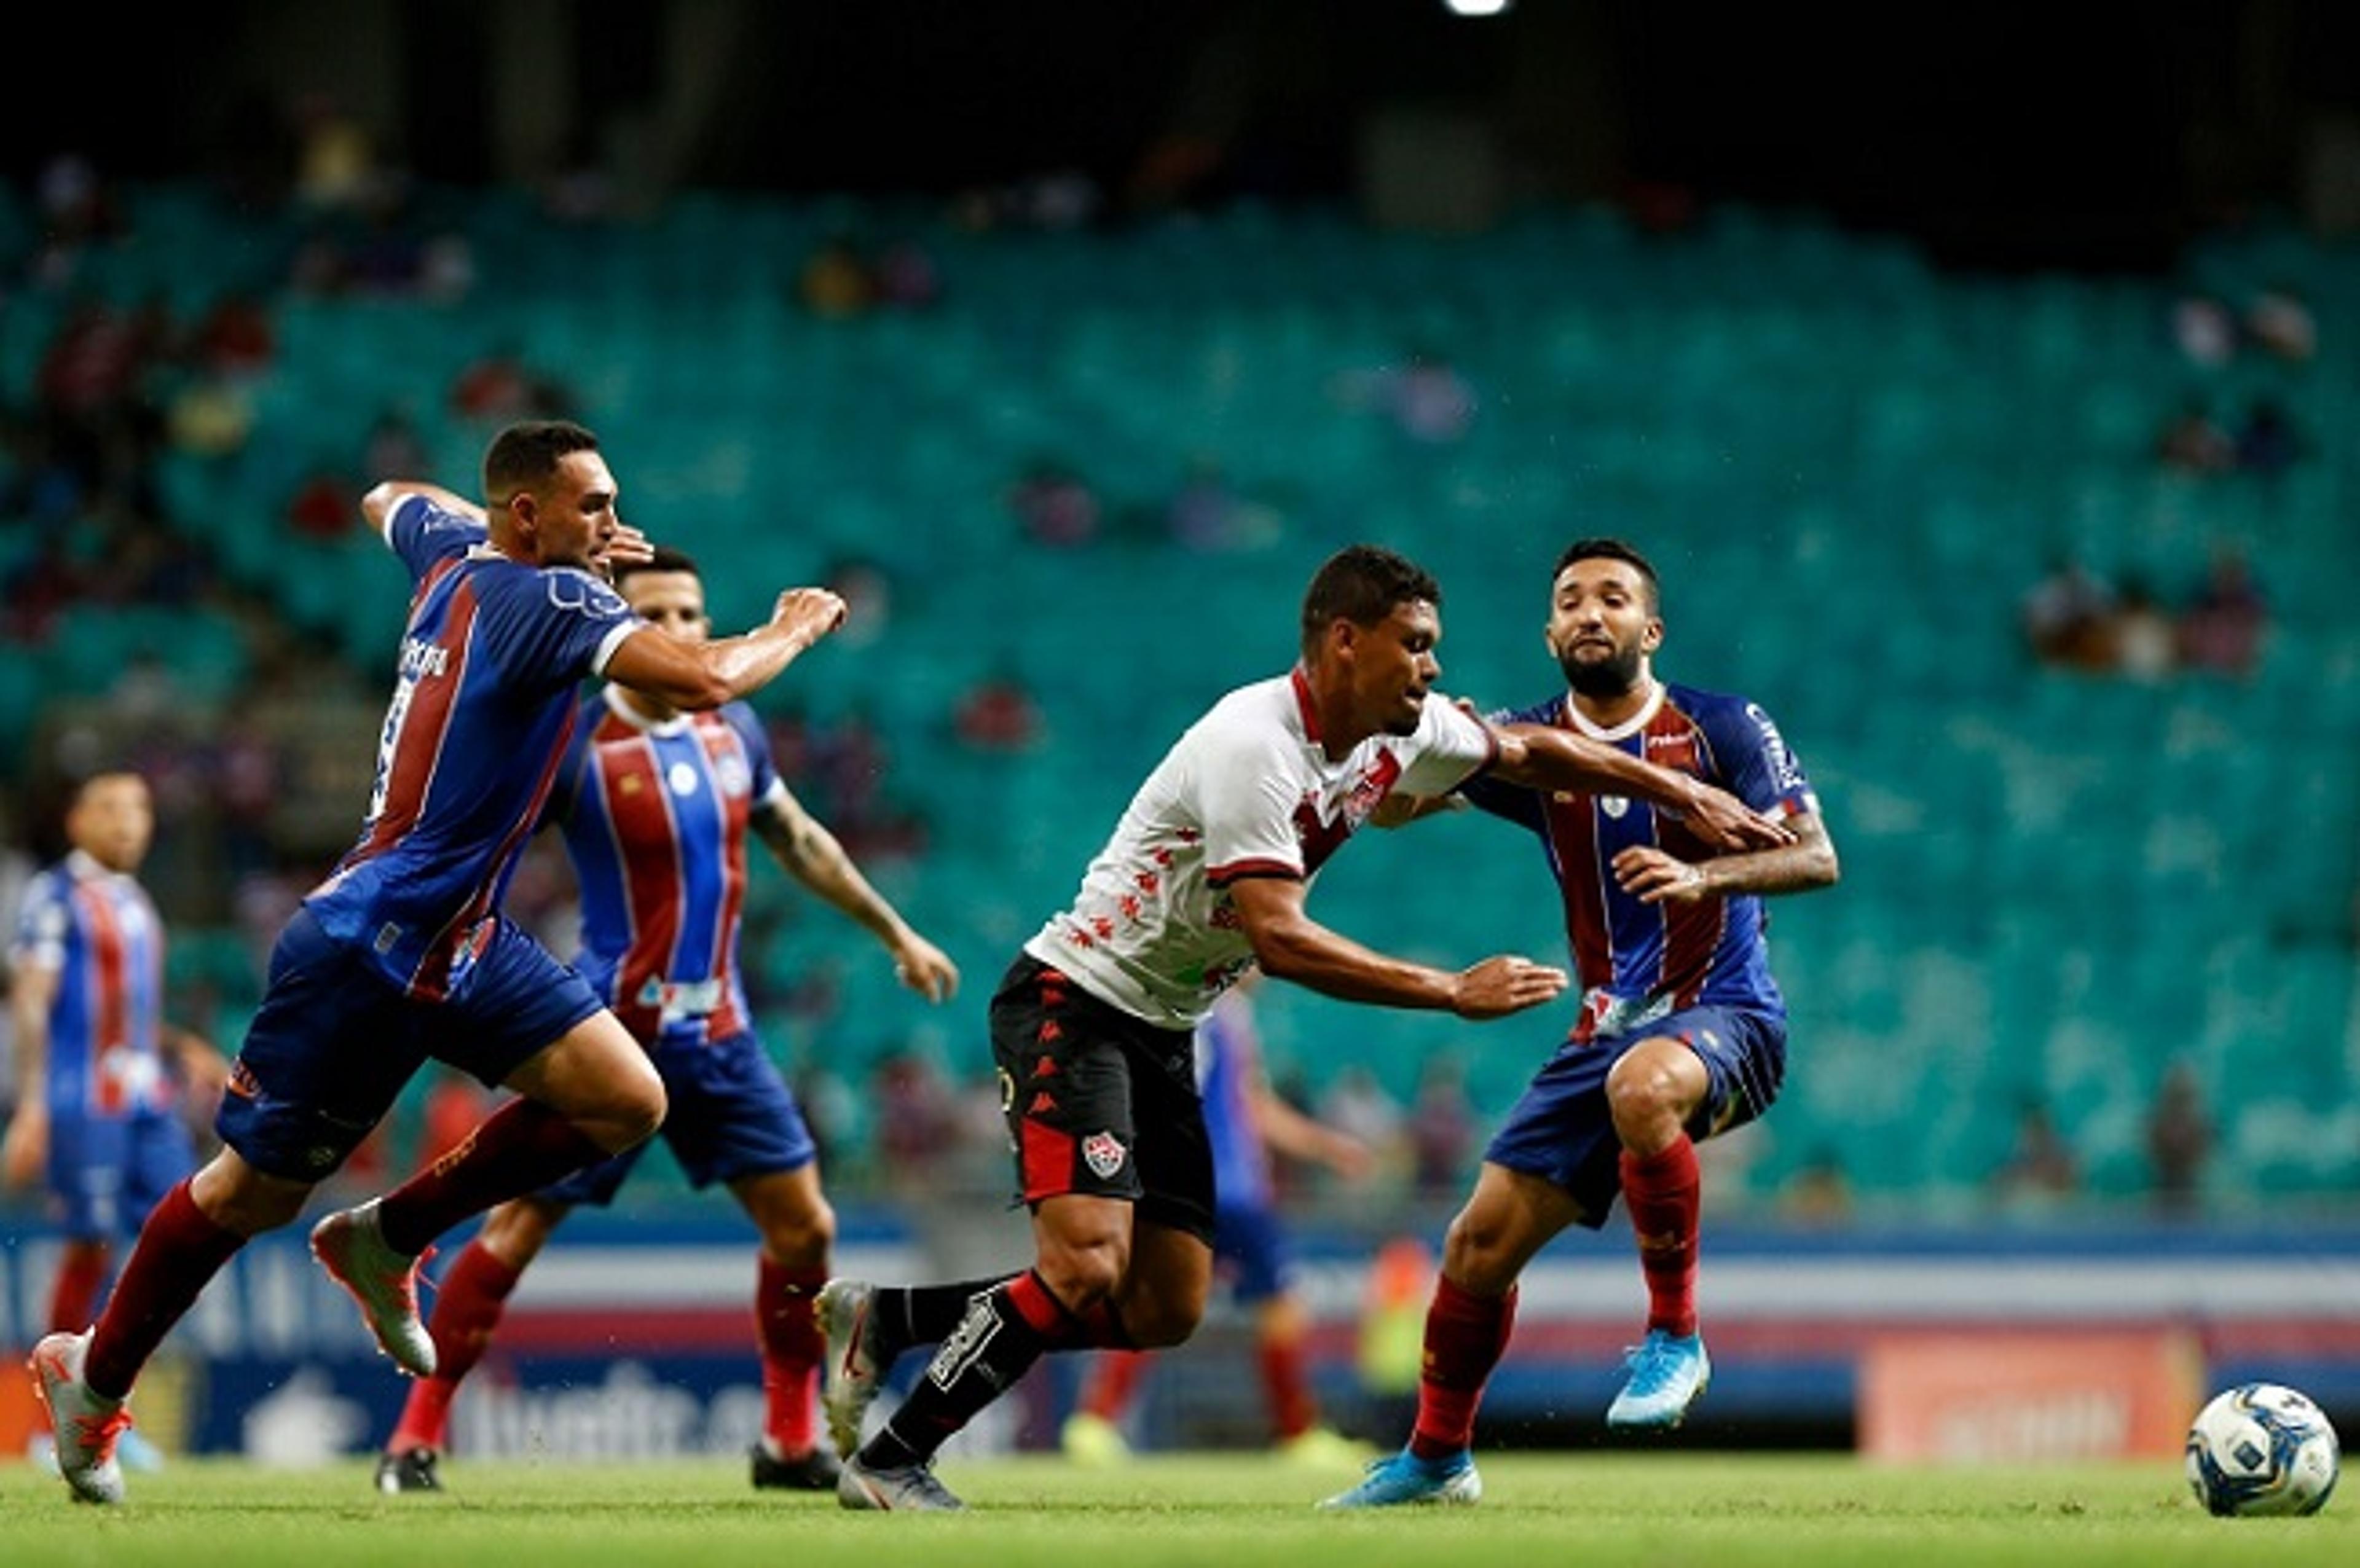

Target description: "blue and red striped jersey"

left=307, top=495, right=641, bottom=998
left=544, top=689, right=783, bottom=1047
left=1461, top=680, right=1817, bottom=1034
left=10, top=852, right=168, bottom=1118
left=1197, top=989, right=1272, bottom=1211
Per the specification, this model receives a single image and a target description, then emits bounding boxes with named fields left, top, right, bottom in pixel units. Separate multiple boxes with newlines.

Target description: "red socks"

left=85, top=1180, right=246, bottom=1400
left=376, top=1099, right=608, bottom=1256
left=389, top=1239, right=525, bottom=1452
left=1257, top=1335, right=1316, bottom=1441
left=1621, top=1138, right=1702, bottom=1338
left=47, top=1241, right=111, bottom=1335
left=1082, top=1349, right=1154, bottom=1421
left=757, top=1257, right=828, bottom=1456
left=1408, top=1276, right=1517, bottom=1460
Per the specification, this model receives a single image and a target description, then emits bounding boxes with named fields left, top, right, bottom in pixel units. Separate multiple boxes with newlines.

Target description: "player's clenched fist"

left=1449, top=955, right=1570, bottom=1019
left=772, top=587, right=849, bottom=646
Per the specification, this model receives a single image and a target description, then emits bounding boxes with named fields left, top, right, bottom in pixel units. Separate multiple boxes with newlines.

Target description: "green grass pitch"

left=1, top=1452, right=2348, bottom=1567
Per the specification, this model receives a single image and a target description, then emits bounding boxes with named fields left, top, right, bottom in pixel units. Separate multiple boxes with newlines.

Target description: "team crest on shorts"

left=1082, top=1131, right=1127, bottom=1179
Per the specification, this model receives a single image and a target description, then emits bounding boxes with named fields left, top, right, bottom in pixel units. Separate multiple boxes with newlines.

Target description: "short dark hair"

left=1300, top=544, right=1442, bottom=656
left=1553, top=537, right=1661, bottom=613
left=613, top=544, right=700, bottom=586
left=482, top=420, right=600, bottom=504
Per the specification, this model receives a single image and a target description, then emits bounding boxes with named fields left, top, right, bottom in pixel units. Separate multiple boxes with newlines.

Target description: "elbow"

left=1812, top=845, right=1842, bottom=889
left=360, top=482, right=404, bottom=533
left=672, top=672, right=736, bottom=712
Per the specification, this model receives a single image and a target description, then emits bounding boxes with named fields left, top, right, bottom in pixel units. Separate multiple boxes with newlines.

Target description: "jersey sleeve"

left=485, top=567, right=645, bottom=693
left=383, top=494, right=487, bottom=584
left=1452, top=696, right=1553, bottom=833
left=723, top=703, right=789, bottom=808
left=1197, top=723, right=1310, bottom=887
left=1396, top=691, right=1499, bottom=796
left=1702, top=696, right=1819, bottom=818
left=10, top=872, right=69, bottom=971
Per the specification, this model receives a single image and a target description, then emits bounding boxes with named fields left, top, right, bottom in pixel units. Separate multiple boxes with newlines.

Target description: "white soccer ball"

left=2185, top=1382, right=2340, bottom=1518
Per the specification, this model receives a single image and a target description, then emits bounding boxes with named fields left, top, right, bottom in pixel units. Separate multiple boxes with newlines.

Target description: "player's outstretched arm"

left=605, top=587, right=848, bottom=712
left=752, top=787, right=961, bottom=1003
left=1491, top=723, right=1795, bottom=853
left=1251, top=1084, right=1378, bottom=1179
left=1228, top=876, right=1567, bottom=1020
left=361, top=480, right=485, bottom=541
left=1613, top=810, right=1841, bottom=906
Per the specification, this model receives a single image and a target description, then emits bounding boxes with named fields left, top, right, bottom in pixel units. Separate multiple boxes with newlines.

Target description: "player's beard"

left=1559, top=639, right=1642, bottom=697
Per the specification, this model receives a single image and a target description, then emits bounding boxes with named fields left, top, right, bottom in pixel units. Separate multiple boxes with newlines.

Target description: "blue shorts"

left=217, top=907, right=605, bottom=1183
left=541, top=1029, right=815, bottom=1207
left=1484, top=1004, right=1786, bottom=1229
left=47, top=1108, right=195, bottom=1239
left=1213, top=1201, right=1291, bottom=1304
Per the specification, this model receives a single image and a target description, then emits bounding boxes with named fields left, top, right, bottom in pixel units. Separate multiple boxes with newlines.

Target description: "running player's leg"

left=379, top=1193, right=570, bottom=1488
left=1604, top=1007, right=1784, bottom=1429
left=736, top=1162, right=841, bottom=1486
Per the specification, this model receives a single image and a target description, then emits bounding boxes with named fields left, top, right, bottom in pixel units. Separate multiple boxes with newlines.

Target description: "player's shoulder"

left=1482, top=691, right=1570, bottom=729
left=1192, top=675, right=1298, bottom=746
left=1663, top=680, right=1783, bottom=731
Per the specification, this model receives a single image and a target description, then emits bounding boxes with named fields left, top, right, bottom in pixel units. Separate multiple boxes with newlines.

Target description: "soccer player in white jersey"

left=817, top=544, right=1793, bottom=1511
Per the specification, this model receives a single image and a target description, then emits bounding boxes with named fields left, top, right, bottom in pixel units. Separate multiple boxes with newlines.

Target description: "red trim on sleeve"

left=1289, top=667, right=1322, bottom=745
left=1206, top=858, right=1305, bottom=888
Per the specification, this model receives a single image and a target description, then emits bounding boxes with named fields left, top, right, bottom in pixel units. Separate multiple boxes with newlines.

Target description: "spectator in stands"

left=2169, top=293, right=2236, bottom=367
left=2244, top=284, right=2316, bottom=363
left=364, top=409, right=431, bottom=482
left=874, top=240, right=944, bottom=310
left=1008, top=458, right=1102, bottom=547
left=285, top=469, right=358, bottom=540
left=2144, top=1060, right=2211, bottom=1219
left=450, top=347, right=573, bottom=425
left=1991, top=1099, right=2079, bottom=1209
left=1337, top=351, right=1476, bottom=445
left=797, top=235, right=877, bottom=320
left=188, top=293, right=275, bottom=380
left=2154, top=398, right=2236, bottom=474
left=870, top=1049, right=959, bottom=1199
left=824, top=555, right=894, bottom=649
left=1317, top=1065, right=1406, bottom=1180
left=1406, top=1053, right=1479, bottom=1201
left=1778, top=1147, right=1854, bottom=1227
left=1166, top=458, right=1283, bottom=554
left=2233, top=396, right=2302, bottom=477
left=2177, top=549, right=2269, bottom=678
left=2021, top=553, right=2116, bottom=670
left=2110, top=576, right=2176, bottom=682
left=954, top=669, right=1044, bottom=753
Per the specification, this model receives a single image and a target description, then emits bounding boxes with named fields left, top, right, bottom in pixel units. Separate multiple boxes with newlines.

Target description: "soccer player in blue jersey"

left=30, top=420, right=848, bottom=1506
left=1062, top=975, right=1375, bottom=1466
left=1324, top=538, right=1839, bottom=1508
left=374, top=546, right=959, bottom=1495
left=5, top=774, right=222, bottom=1365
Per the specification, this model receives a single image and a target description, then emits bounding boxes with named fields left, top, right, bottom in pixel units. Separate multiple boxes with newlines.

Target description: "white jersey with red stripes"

left=1025, top=668, right=1495, bottom=1029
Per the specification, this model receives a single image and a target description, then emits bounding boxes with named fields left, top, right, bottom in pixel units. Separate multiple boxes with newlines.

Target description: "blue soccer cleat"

left=1316, top=1446, right=1482, bottom=1509
left=1606, top=1329, right=1711, bottom=1429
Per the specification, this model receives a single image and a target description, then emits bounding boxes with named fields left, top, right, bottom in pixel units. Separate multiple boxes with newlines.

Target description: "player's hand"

left=600, top=520, right=655, bottom=579
left=1324, top=1129, right=1380, bottom=1182
left=1613, top=845, right=1712, bottom=905
left=891, top=934, right=961, bottom=1003
left=1449, top=955, right=1570, bottom=1020
left=1677, top=782, right=1794, bottom=853
left=772, top=587, right=849, bottom=648
left=1, top=1103, right=48, bottom=1190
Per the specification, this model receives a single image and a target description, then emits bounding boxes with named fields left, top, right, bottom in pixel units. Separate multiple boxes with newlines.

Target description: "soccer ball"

left=2185, top=1382, right=2340, bottom=1518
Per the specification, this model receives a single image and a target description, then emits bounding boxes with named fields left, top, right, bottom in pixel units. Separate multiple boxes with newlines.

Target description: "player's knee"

left=1037, top=1237, right=1128, bottom=1311
left=763, top=1198, right=835, bottom=1268
left=1120, top=1291, right=1205, bottom=1350
left=1604, top=1052, right=1685, bottom=1132
left=582, top=1073, right=665, bottom=1153
left=1441, top=1207, right=1518, bottom=1293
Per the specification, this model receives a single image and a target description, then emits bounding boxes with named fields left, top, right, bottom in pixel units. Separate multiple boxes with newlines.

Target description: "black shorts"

left=989, top=954, right=1215, bottom=1245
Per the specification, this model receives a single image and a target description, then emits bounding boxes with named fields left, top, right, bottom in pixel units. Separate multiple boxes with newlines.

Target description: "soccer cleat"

left=817, top=1278, right=889, bottom=1456
left=1061, top=1410, right=1133, bottom=1466
left=310, top=1200, right=438, bottom=1378
left=837, top=1452, right=966, bottom=1512
left=29, top=1330, right=132, bottom=1505
left=1605, top=1329, right=1711, bottom=1429
left=750, top=1440, right=844, bottom=1491
left=1278, top=1425, right=1379, bottom=1468
left=1318, top=1446, right=1482, bottom=1509
left=376, top=1446, right=442, bottom=1494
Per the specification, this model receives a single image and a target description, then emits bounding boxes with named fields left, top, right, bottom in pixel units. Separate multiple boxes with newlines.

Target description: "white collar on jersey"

left=65, top=849, right=132, bottom=886
left=602, top=683, right=690, bottom=736
left=1561, top=677, right=1665, bottom=742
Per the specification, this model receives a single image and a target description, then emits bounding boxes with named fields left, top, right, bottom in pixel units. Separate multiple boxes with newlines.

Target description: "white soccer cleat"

left=1605, top=1329, right=1711, bottom=1429
left=30, top=1330, right=132, bottom=1505
left=837, top=1452, right=965, bottom=1512
left=818, top=1278, right=887, bottom=1456
left=310, top=1200, right=438, bottom=1378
